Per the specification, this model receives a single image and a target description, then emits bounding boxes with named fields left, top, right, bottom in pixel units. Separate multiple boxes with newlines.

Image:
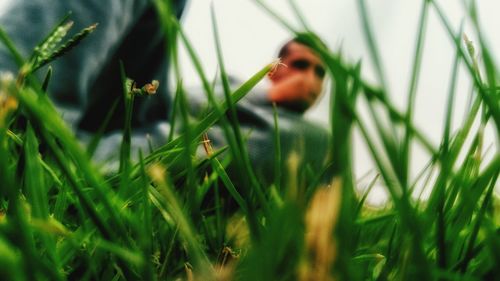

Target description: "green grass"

left=0, top=0, right=498, bottom=280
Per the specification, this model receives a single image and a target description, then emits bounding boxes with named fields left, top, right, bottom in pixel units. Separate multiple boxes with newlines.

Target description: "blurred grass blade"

left=272, top=103, right=282, bottom=192
left=148, top=164, right=215, bottom=278
left=86, top=98, right=119, bottom=158
left=211, top=3, right=268, bottom=220
left=118, top=63, right=133, bottom=175
left=41, top=66, right=52, bottom=93
left=0, top=27, right=25, bottom=67
left=253, top=0, right=298, bottom=33
left=142, top=61, right=275, bottom=165
left=16, top=87, right=132, bottom=243
left=357, top=0, right=388, bottom=90
left=430, top=0, right=500, bottom=133
left=288, top=0, right=312, bottom=31
left=402, top=0, right=429, bottom=188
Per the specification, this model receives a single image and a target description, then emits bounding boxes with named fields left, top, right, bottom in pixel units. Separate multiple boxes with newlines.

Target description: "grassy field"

left=0, top=0, right=498, bottom=280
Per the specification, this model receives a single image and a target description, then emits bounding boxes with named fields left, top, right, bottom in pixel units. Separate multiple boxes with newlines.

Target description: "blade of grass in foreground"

left=431, top=0, right=500, bottom=133
left=287, top=0, right=312, bottom=32
left=0, top=26, right=25, bottom=67
left=16, top=87, right=135, bottom=246
left=211, top=4, right=268, bottom=234
left=140, top=61, right=275, bottom=165
left=352, top=104, right=432, bottom=279
left=272, top=103, right=282, bottom=192
left=86, top=98, right=119, bottom=158
left=458, top=157, right=499, bottom=273
left=148, top=164, right=215, bottom=278
left=0, top=128, right=63, bottom=281
left=170, top=5, right=267, bottom=224
left=23, top=125, right=63, bottom=272
left=401, top=0, right=429, bottom=189
left=434, top=24, right=465, bottom=273
left=466, top=1, right=500, bottom=135
left=118, top=63, right=134, bottom=197
left=357, top=0, right=388, bottom=91
left=138, top=150, right=154, bottom=281
left=176, top=79, right=198, bottom=211
left=357, top=0, right=417, bottom=189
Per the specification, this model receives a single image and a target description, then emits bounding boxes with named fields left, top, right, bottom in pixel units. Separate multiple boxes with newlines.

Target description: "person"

left=0, top=0, right=331, bottom=185
left=195, top=36, right=331, bottom=185
left=267, top=38, right=326, bottom=113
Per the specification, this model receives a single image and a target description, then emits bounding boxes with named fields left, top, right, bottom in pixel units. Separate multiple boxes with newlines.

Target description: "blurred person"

left=196, top=36, right=331, bottom=184
left=268, top=38, right=326, bottom=112
left=0, top=0, right=331, bottom=183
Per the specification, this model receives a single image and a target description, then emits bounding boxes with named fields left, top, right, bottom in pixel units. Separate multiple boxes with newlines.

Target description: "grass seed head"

left=463, top=33, right=475, bottom=58
left=300, top=177, right=342, bottom=281
left=35, top=21, right=74, bottom=59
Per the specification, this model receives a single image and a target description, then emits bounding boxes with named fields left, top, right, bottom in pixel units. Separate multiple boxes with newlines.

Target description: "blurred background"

left=178, top=0, right=499, bottom=204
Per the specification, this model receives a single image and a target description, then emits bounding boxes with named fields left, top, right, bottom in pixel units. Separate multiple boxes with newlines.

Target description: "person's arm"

left=0, top=0, right=187, bottom=170
left=0, top=0, right=152, bottom=103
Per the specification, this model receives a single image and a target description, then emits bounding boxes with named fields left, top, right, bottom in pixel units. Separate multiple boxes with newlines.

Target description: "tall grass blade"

left=357, top=0, right=388, bottom=90
left=402, top=0, right=430, bottom=188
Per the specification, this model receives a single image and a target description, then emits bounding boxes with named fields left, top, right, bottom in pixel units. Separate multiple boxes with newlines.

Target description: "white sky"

left=179, top=0, right=499, bottom=204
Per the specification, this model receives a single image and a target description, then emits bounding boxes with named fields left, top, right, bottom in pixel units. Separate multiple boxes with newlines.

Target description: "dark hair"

left=277, top=40, right=296, bottom=58
left=277, top=33, right=327, bottom=58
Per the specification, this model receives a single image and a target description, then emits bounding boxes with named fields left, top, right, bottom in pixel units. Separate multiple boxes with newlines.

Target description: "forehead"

left=283, top=42, right=323, bottom=64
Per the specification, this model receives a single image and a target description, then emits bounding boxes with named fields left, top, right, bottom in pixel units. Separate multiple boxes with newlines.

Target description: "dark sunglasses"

left=290, top=59, right=326, bottom=78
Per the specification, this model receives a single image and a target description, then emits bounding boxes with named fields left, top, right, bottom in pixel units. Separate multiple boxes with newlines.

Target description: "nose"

left=305, top=66, right=316, bottom=79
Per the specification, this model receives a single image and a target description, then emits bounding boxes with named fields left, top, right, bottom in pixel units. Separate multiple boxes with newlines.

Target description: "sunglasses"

left=289, top=59, right=326, bottom=79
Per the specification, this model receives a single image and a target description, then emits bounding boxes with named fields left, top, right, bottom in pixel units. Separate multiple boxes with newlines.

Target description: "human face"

left=270, top=42, right=326, bottom=97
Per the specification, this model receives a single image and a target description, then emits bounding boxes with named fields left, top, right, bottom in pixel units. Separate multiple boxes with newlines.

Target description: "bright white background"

left=178, top=0, right=499, bottom=204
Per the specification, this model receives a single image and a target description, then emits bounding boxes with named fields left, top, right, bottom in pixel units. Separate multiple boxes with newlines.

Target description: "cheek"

left=314, top=80, right=324, bottom=92
left=272, top=68, right=291, bottom=81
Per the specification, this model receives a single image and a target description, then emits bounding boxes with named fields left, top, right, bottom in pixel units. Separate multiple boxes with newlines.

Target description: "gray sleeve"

left=204, top=87, right=332, bottom=186
left=0, top=0, right=150, bottom=104
left=242, top=106, right=332, bottom=186
left=0, top=0, right=187, bottom=169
